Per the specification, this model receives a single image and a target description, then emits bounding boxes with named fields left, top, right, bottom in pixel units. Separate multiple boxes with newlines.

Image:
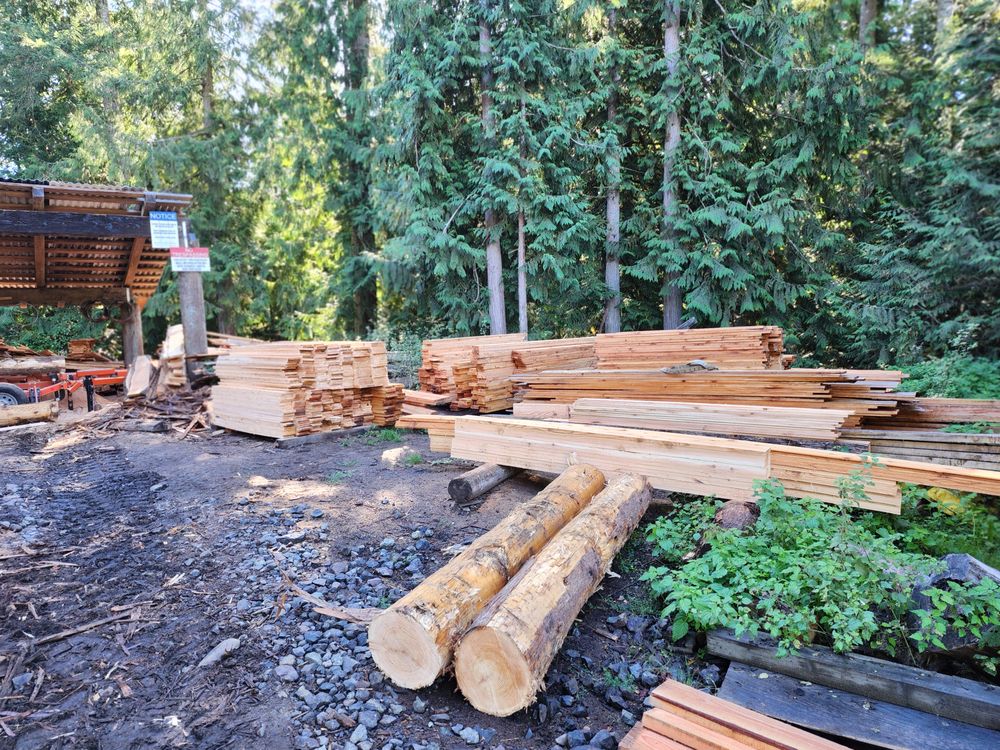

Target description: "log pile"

left=620, top=679, right=848, bottom=750
left=595, top=326, right=786, bottom=370
left=211, top=341, right=403, bottom=438
left=368, top=464, right=606, bottom=688
left=454, top=474, right=651, bottom=715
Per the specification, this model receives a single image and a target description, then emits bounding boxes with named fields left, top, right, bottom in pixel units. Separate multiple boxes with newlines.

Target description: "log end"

left=454, top=625, right=534, bottom=717
left=368, top=610, right=447, bottom=689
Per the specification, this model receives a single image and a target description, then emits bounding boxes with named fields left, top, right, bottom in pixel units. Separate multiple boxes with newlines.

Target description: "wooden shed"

left=0, top=180, right=194, bottom=364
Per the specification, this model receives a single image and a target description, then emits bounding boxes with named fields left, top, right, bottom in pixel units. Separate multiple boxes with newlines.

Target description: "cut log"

left=448, top=463, right=522, bottom=507
left=454, top=473, right=651, bottom=715
left=0, top=400, right=58, bottom=427
left=0, top=355, right=65, bottom=376
left=368, top=464, right=606, bottom=689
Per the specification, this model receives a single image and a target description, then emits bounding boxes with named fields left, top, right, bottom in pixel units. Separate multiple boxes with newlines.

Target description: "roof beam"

left=0, top=210, right=152, bottom=238
left=0, top=287, right=129, bottom=307
left=33, top=235, right=46, bottom=287
left=124, top=236, right=146, bottom=286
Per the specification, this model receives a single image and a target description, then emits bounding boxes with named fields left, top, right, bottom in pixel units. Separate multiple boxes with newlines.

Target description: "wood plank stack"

left=419, top=333, right=526, bottom=394
left=841, top=428, right=1000, bottom=470
left=620, top=679, right=848, bottom=750
left=596, top=326, right=786, bottom=370
left=514, top=368, right=902, bottom=426
left=568, top=399, right=854, bottom=441
left=211, top=340, right=402, bottom=438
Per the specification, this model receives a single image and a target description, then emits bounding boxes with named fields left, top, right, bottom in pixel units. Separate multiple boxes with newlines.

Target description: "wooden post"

left=121, top=302, right=144, bottom=367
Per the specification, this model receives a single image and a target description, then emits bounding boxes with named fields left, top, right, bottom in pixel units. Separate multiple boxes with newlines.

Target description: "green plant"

left=641, top=477, right=1000, bottom=668
left=325, top=470, right=349, bottom=484
left=941, top=422, right=1000, bottom=434
left=362, top=428, right=402, bottom=445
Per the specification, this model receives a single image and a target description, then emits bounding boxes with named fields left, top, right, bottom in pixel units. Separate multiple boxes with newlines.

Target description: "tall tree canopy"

left=0, top=0, right=996, bottom=368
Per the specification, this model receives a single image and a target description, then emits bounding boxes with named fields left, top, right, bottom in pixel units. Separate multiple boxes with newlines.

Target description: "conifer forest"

left=1, top=0, right=998, bottom=380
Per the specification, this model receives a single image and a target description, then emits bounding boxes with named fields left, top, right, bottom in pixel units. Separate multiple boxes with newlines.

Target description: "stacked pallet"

left=514, top=369, right=901, bottom=426
left=211, top=341, right=402, bottom=438
left=568, top=399, right=854, bottom=441
left=596, top=326, right=786, bottom=370
left=419, top=333, right=526, bottom=394
left=841, top=428, right=1000, bottom=470
left=620, top=679, right=848, bottom=750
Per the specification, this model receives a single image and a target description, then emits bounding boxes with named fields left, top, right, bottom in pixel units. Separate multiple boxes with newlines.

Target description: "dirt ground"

left=0, top=417, right=703, bottom=750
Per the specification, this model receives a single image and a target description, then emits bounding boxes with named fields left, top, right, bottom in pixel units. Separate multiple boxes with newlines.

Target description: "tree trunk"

left=604, top=8, right=622, bottom=334
left=0, top=401, right=58, bottom=427
left=368, top=464, right=605, bottom=688
left=517, top=99, right=528, bottom=334
left=859, top=0, right=878, bottom=52
left=936, top=0, right=955, bottom=45
left=662, top=0, right=682, bottom=330
left=448, top=463, right=522, bottom=507
left=480, top=1, right=507, bottom=334
left=346, top=0, right=377, bottom=337
left=454, top=474, right=651, bottom=715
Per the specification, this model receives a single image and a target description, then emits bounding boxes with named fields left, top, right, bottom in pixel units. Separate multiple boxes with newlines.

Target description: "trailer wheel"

left=0, top=384, right=29, bottom=406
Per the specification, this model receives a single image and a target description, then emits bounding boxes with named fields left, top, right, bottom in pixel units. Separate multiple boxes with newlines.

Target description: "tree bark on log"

left=0, top=401, right=58, bottom=427
left=0, top=356, right=65, bottom=376
left=454, top=473, right=651, bottom=715
left=449, top=463, right=522, bottom=507
left=368, top=464, right=605, bottom=688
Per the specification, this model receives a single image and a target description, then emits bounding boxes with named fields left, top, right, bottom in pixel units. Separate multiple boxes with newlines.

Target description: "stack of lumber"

left=514, top=368, right=902, bottom=426
left=367, top=383, right=404, bottom=427
left=421, top=416, right=1000, bottom=511
left=596, top=326, right=786, bottom=370
left=0, top=400, right=58, bottom=427
left=418, top=333, right=526, bottom=394
left=841, top=428, right=1000, bottom=470
left=619, top=679, right=848, bottom=750
left=396, top=414, right=456, bottom=452
left=566, top=399, right=854, bottom=441
left=863, top=397, right=1000, bottom=429
left=211, top=340, right=402, bottom=438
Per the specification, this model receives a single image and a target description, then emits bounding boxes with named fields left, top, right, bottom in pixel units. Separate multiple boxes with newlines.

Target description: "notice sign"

left=170, top=246, right=211, bottom=273
left=149, top=211, right=180, bottom=248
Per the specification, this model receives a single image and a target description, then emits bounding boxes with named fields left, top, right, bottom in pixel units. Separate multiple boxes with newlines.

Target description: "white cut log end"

left=369, top=610, right=448, bottom=689
left=454, top=626, right=533, bottom=716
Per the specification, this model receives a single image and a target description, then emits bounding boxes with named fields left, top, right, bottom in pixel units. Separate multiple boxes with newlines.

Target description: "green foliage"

left=902, top=356, right=1000, bottom=399
left=862, top=485, right=1000, bottom=569
left=642, top=478, right=1000, bottom=665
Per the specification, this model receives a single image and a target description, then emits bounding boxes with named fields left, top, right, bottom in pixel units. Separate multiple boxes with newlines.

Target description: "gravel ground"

left=0, top=419, right=713, bottom=750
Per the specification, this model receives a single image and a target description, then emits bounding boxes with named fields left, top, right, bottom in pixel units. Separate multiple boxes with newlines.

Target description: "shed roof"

left=0, top=180, right=194, bottom=308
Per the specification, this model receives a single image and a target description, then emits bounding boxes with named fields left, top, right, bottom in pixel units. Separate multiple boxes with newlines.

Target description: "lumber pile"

left=455, top=474, right=650, bottom=715
left=596, top=326, right=786, bottom=370
left=568, top=399, right=853, bottom=441
left=211, top=340, right=402, bottom=438
left=418, top=333, right=526, bottom=395
left=514, top=368, right=902, bottom=426
left=841, top=428, right=1000, bottom=470
left=0, top=400, right=58, bottom=427
left=369, top=464, right=607, bottom=688
left=619, top=678, right=848, bottom=750
left=396, top=414, right=455, bottom=452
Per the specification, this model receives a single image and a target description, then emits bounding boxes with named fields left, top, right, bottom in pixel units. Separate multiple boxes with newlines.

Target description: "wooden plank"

left=123, top=236, right=146, bottom=287
left=0, top=209, right=153, bottom=237
left=706, top=630, right=1000, bottom=730
left=718, top=662, right=1000, bottom=750
left=33, top=235, right=46, bottom=287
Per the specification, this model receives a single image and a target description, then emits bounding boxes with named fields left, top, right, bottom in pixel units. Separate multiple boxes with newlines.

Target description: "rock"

left=197, top=637, right=241, bottom=667
left=274, top=664, right=299, bottom=682
left=458, top=727, right=480, bottom=745
left=380, top=446, right=419, bottom=469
